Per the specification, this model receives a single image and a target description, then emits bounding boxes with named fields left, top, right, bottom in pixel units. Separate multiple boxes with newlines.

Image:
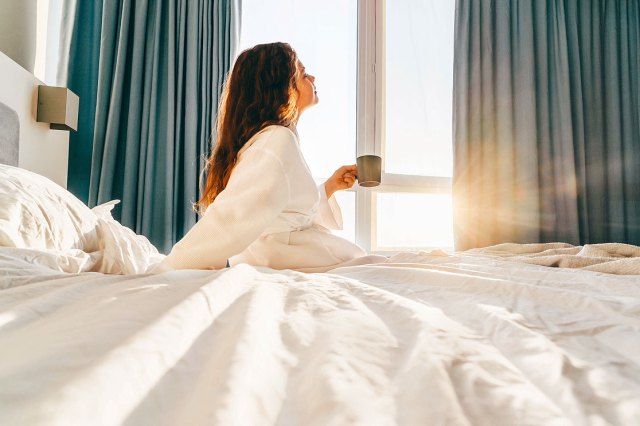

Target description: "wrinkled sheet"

left=0, top=250, right=639, bottom=425
left=468, top=242, right=640, bottom=275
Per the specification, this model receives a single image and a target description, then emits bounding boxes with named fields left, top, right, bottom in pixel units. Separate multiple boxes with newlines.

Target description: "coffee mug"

left=356, top=155, right=382, bottom=187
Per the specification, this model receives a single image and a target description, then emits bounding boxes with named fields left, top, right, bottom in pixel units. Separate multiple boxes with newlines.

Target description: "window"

left=372, top=0, right=456, bottom=252
left=240, top=0, right=455, bottom=253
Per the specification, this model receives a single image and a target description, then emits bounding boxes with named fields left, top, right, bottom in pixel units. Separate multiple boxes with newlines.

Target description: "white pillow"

left=91, top=200, right=165, bottom=274
left=0, top=165, right=99, bottom=251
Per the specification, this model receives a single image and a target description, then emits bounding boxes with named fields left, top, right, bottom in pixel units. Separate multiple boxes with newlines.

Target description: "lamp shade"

left=36, top=85, right=79, bottom=131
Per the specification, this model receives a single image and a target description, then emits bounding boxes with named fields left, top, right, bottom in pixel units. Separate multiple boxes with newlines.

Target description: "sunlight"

left=0, top=311, right=17, bottom=329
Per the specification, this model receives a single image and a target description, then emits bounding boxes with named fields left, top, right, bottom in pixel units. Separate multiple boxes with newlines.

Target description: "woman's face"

left=295, top=60, right=318, bottom=114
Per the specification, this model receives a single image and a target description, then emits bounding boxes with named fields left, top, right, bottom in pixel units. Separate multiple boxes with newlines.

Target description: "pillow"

left=0, top=164, right=99, bottom=251
left=0, top=198, right=164, bottom=276
left=0, top=246, right=100, bottom=278
left=91, top=200, right=165, bottom=274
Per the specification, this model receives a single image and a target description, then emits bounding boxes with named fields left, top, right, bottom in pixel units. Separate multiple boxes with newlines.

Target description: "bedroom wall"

left=0, top=0, right=37, bottom=73
left=0, top=0, right=69, bottom=187
left=0, top=51, right=69, bottom=187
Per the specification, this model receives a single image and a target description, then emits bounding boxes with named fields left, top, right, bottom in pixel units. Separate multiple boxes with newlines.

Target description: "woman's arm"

left=313, top=165, right=357, bottom=230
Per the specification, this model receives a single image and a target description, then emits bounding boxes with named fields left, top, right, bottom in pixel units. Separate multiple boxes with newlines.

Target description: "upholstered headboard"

left=0, top=51, right=69, bottom=187
left=0, top=101, right=19, bottom=166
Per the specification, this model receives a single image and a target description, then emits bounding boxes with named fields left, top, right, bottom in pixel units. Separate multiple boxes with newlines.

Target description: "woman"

left=157, top=42, right=373, bottom=272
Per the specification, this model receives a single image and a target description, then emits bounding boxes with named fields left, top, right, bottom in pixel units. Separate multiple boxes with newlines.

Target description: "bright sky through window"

left=385, top=0, right=455, bottom=177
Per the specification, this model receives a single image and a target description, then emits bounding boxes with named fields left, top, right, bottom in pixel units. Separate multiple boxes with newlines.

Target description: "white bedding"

left=1, top=249, right=639, bottom=425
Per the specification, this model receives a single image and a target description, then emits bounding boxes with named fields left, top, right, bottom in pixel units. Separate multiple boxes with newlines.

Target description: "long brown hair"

left=195, top=42, right=300, bottom=214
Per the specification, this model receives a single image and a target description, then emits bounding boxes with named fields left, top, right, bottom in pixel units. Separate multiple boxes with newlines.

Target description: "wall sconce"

left=36, top=85, right=79, bottom=131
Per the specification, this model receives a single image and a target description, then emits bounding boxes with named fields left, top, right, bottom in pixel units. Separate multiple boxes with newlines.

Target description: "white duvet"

left=1, top=249, right=639, bottom=425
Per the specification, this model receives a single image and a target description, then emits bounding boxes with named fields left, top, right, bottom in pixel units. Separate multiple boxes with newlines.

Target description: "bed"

left=1, top=83, right=640, bottom=426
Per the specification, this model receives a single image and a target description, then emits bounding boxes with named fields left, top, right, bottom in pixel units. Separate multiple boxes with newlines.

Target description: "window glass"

left=384, top=0, right=455, bottom=177
left=376, top=192, right=454, bottom=249
left=332, top=191, right=356, bottom=242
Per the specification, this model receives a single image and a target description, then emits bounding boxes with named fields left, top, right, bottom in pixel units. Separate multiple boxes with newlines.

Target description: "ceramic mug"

left=356, top=155, right=382, bottom=187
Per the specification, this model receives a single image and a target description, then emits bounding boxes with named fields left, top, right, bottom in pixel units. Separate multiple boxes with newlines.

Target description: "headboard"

left=0, top=51, right=69, bottom=187
left=0, top=102, right=19, bottom=166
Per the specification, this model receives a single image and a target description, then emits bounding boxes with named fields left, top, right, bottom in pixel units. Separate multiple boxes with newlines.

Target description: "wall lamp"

left=36, top=85, right=79, bottom=131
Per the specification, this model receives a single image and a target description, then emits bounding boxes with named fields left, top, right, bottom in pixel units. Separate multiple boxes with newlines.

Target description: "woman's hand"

left=324, top=164, right=357, bottom=198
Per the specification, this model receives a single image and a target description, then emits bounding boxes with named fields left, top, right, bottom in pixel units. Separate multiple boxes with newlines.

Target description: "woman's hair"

left=194, top=42, right=300, bottom=214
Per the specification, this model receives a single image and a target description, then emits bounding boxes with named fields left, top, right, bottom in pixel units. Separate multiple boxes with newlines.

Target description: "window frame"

left=355, top=0, right=453, bottom=254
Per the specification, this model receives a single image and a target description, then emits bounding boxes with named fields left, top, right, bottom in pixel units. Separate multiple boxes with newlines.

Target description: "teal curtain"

left=453, top=0, right=640, bottom=250
left=63, top=0, right=241, bottom=253
left=63, top=0, right=102, bottom=208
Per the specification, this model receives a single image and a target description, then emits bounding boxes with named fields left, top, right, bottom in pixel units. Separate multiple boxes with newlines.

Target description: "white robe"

left=159, top=125, right=367, bottom=272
